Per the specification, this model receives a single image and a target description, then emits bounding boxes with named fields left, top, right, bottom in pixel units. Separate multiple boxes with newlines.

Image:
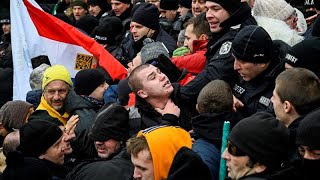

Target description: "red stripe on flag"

left=23, top=0, right=127, bottom=81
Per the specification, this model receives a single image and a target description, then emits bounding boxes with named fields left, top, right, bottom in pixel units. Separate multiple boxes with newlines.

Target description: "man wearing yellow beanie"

left=29, top=65, right=73, bottom=126
left=126, top=126, right=211, bottom=180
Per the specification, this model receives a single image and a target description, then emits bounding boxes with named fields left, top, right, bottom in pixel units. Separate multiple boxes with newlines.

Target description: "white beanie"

left=252, top=0, right=295, bottom=21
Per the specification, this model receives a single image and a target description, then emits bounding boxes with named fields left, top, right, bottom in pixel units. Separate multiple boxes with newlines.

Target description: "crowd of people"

left=0, top=0, right=320, bottom=179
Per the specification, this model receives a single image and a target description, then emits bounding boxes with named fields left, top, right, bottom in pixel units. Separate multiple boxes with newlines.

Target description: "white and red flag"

left=10, top=0, right=127, bottom=100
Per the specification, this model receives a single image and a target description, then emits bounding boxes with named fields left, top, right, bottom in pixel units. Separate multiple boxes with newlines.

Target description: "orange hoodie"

left=138, top=126, right=192, bottom=180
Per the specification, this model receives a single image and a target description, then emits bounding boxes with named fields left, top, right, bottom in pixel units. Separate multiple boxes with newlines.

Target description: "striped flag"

left=10, top=0, right=127, bottom=100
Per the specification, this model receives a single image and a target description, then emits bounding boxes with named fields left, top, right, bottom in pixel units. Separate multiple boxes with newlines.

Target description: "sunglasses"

left=227, top=141, right=247, bottom=157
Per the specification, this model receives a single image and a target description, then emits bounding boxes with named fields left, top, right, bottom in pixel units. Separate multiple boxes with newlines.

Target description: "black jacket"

left=192, top=111, right=243, bottom=150
left=65, top=149, right=133, bottom=180
left=0, top=50, right=13, bottom=108
left=231, top=40, right=289, bottom=117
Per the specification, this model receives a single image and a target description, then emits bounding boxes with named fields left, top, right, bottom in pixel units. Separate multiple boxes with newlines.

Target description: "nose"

left=234, top=59, right=240, bottom=70
left=222, top=148, right=230, bottom=160
left=183, top=39, right=188, bottom=47
left=133, top=167, right=141, bottom=179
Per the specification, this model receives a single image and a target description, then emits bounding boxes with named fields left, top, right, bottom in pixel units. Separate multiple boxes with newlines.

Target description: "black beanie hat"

left=75, top=15, right=99, bottom=35
left=91, top=16, right=123, bottom=45
left=88, top=103, right=129, bottom=142
left=206, top=0, right=243, bottom=15
left=284, top=37, right=320, bottom=77
left=74, top=68, right=106, bottom=96
left=160, top=0, right=179, bottom=10
left=0, top=16, right=10, bottom=24
left=19, top=120, right=62, bottom=158
left=116, top=0, right=131, bottom=4
left=228, top=112, right=290, bottom=168
left=232, top=25, right=273, bottom=64
left=71, top=0, right=88, bottom=10
left=178, top=0, right=192, bottom=9
left=87, top=0, right=109, bottom=11
left=296, top=108, right=320, bottom=149
left=132, top=4, right=160, bottom=30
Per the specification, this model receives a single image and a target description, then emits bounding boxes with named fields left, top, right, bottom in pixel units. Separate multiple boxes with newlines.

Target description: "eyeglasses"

left=227, top=141, right=247, bottom=156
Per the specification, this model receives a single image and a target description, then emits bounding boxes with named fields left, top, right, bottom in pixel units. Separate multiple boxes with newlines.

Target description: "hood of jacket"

left=254, top=16, right=304, bottom=46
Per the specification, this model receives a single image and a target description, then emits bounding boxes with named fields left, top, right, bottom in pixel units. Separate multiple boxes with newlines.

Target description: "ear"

left=199, top=34, right=208, bottom=40
left=284, top=100, right=293, bottom=113
left=253, top=163, right=267, bottom=173
left=196, top=104, right=199, bottom=113
left=137, top=89, right=148, bottom=99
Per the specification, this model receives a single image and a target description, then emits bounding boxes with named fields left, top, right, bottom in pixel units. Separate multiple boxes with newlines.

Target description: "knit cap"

left=131, top=4, right=160, bottom=30
left=228, top=112, right=290, bottom=169
left=19, top=120, right=63, bottom=158
left=0, top=16, right=10, bottom=24
left=42, top=65, right=73, bottom=90
left=206, top=0, right=243, bottom=15
left=141, top=38, right=170, bottom=64
left=252, top=0, right=295, bottom=21
left=296, top=108, right=320, bottom=149
left=75, top=15, right=99, bottom=35
left=232, top=25, right=273, bottom=63
left=284, top=37, right=320, bottom=77
left=29, top=63, right=50, bottom=90
left=137, top=126, right=192, bottom=180
left=87, top=0, right=109, bottom=11
left=160, top=0, right=179, bottom=10
left=89, top=103, right=129, bottom=142
left=0, top=100, right=33, bottom=130
left=178, top=0, right=191, bottom=9
left=91, top=16, right=123, bottom=45
left=71, top=0, right=88, bottom=10
left=74, top=68, right=106, bottom=96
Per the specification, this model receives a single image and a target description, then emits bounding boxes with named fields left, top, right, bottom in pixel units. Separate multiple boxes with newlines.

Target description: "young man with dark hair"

left=172, top=13, right=210, bottom=76
left=272, top=68, right=320, bottom=159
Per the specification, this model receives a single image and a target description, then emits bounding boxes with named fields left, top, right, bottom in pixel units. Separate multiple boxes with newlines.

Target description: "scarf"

left=37, top=96, right=69, bottom=125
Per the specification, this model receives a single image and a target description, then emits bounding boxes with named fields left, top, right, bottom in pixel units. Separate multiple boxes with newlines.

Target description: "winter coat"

left=0, top=51, right=13, bottom=108
left=171, top=40, right=207, bottom=75
left=254, top=16, right=304, bottom=46
left=26, top=89, right=42, bottom=108
left=65, top=149, right=133, bottom=180
left=191, top=111, right=243, bottom=180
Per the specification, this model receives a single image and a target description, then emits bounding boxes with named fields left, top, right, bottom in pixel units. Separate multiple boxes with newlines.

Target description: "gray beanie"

left=29, top=64, right=51, bottom=90
left=0, top=100, right=33, bottom=130
left=141, top=38, right=170, bottom=64
left=252, top=0, right=295, bottom=21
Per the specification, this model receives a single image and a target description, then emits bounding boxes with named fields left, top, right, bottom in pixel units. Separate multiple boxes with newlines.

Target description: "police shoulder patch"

left=219, top=41, right=232, bottom=55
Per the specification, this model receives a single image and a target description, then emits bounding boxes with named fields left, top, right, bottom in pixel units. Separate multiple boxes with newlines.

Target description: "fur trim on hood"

left=254, top=16, right=304, bottom=46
